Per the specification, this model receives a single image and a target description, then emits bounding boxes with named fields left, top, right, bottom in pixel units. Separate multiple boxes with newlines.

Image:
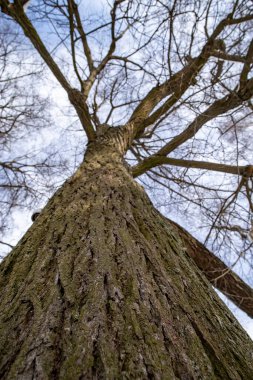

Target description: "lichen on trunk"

left=0, top=142, right=253, bottom=379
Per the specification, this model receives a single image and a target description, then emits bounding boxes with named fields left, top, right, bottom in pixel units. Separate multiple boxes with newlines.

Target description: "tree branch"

left=0, top=240, right=14, bottom=249
left=67, top=0, right=84, bottom=88
left=0, top=1, right=96, bottom=141
left=240, top=39, right=253, bottom=85
left=132, top=157, right=251, bottom=178
left=126, top=13, right=252, bottom=141
left=159, top=82, right=253, bottom=157
left=212, top=51, right=250, bottom=63
left=131, top=74, right=253, bottom=176
left=169, top=218, right=253, bottom=318
left=82, top=0, right=129, bottom=98
left=71, top=0, right=94, bottom=73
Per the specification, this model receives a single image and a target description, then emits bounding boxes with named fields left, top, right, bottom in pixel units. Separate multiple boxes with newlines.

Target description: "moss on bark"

left=0, top=147, right=253, bottom=379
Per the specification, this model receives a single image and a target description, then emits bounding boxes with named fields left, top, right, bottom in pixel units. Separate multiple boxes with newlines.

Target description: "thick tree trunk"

left=0, top=144, right=253, bottom=379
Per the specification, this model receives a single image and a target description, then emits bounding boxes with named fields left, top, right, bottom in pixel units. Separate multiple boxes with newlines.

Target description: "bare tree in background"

left=0, top=19, right=69, bottom=254
left=0, top=0, right=253, bottom=378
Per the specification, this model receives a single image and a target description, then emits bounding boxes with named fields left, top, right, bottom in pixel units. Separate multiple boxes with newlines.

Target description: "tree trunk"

left=0, top=143, right=253, bottom=380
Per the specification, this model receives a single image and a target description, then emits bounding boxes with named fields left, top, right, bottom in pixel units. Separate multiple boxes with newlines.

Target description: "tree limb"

left=125, top=13, right=253, bottom=142
left=70, top=0, right=94, bottom=73
left=212, top=51, right=250, bottom=63
left=132, top=157, right=251, bottom=178
left=131, top=74, right=253, bottom=176
left=169, top=218, right=253, bottom=318
left=0, top=0, right=96, bottom=141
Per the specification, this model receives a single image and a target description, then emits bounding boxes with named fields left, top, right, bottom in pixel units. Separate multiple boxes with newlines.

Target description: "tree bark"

left=0, top=142, right=253, bottom=379
left=169, top=220, right=253, bottom=319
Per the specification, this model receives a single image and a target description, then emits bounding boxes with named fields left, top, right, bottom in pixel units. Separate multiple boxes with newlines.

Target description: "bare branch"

left=132, top=157, right=252, bottom=178
left=0, top=0, right=96, bottom=140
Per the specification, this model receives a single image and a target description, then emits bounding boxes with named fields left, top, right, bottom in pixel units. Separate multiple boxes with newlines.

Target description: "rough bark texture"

left=170, top=220, right=253, bottom=318
left=0, top=143, right=253, bottom=379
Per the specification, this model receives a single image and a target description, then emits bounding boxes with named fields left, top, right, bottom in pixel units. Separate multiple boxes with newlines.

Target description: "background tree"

left=0, top=18, right=69, bottom=256
left=0, top=0, right=253, bottom=378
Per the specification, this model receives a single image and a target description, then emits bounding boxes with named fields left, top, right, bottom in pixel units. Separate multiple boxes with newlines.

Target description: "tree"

left=0, top=20, right=46, bottom=240
left=0, top=18, right=68, bottom=255
left=0, top=0, right=253, bottom=378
